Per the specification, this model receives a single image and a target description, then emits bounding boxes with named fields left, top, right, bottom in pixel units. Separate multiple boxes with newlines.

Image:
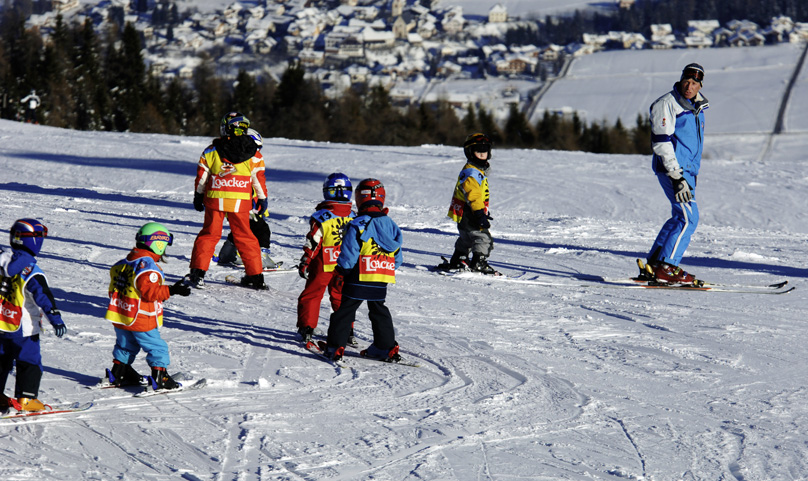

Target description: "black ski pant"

left=327, top=298, right=395, bottom=350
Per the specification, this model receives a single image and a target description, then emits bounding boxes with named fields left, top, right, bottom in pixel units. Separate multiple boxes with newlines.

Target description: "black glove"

left=169, top=280, right=191, bottom=297
left=667, top=170, right=692, bottom=203
left=473, top=209, right=491, bottom=229
left=298, top=257, right=310, bottom=279
left=193, top=192, right=204, bottom=212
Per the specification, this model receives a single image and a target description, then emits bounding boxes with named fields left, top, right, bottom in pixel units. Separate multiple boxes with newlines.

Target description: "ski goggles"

left=681, top=67, right=704, bottom=83
left=137, top=232, right=173, bottom=246
left=15, top=226, right=48, bottom=238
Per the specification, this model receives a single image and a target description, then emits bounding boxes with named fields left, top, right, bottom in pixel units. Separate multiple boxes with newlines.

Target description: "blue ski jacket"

left=650, top=82, right=709, bottom=188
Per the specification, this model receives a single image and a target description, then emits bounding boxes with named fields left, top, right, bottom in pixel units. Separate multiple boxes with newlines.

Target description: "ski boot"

left=0, top=393, right=10, bottom=410
left=652, top=262, right=699, bottom=285
left=298, top=326, right=316, bottom=347
left=317, top=342, right=345, bottom=362
left=436, top=251, right=468, bottom=271
left=107, top=360, right=144, bottom=387
left=149, top=367, right=180, bottom=390
left=360, top=342, right=401, bottom=363
left=469, top=253, right=497, bottom=275
left=13, top=397, right=49, bottom=412
left=183, top=268, right=206, bottom=289
left=217, top=239, right=238, bottom=265
left=261, top=248, right=280, bottom=270
left=240, top=273, right=268, bottom=290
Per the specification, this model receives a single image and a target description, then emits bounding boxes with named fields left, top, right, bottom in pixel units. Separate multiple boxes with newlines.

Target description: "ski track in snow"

left=2, top=116, right=808, bottom=480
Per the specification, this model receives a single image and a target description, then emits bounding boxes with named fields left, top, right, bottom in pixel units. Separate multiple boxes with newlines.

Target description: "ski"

left=215, top=258, right=294, bottom=273
left=135, top=378, right=207, bottom=398
left=86, top=368, right=149, bottom=390
left=440, top=270, right=794, bottom=294
left=351, top=350, right=422, bottom=368
left=432, top=256, right=503, bottom=277
left=1, top=402, right=93, bottom=420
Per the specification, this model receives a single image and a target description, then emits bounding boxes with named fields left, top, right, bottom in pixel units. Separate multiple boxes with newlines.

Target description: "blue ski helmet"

left=323, top=173, right=352, bottom=202
left=9, top=218, right=48, bottom=256
left=135, top=222, right=173, bottom=256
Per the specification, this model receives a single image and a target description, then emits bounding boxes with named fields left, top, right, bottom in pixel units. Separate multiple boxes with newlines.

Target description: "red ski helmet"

left=355, top=178, right=386, bottom=210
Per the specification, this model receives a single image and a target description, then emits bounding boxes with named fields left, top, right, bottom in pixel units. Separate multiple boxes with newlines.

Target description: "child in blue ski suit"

left=323, top=179, right=403, bottom=362
left=0, top=219, right=66, bottom=412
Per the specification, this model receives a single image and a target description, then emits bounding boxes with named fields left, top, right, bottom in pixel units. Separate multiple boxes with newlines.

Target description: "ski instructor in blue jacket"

left=642, top=63, right=709, bottom=284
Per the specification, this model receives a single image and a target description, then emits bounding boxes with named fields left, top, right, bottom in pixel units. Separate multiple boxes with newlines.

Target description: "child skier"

left=216, top=128, right=279, bottom=270
left=185, top=112, right=268, bottom=290
left=439, top=132, right=497, bottom=275
left=104, top=222, right=190, bottom=390
left=0, top=219, right=67, bottom=412
left=296, top=173, right=354, bottom=345
left=321, top=178, right=403, bottom=363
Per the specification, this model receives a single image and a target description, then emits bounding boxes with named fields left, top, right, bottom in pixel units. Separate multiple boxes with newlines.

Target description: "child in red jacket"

left=104, top=222, right=190, bottom=390
left=296, top=173, right=354, bottom=346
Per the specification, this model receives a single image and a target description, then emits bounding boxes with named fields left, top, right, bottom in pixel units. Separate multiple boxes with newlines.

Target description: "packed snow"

left=2, top=98, right=808, bottom=480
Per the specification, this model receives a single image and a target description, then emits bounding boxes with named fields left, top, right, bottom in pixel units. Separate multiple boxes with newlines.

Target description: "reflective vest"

left=448, top=165, right=489, bottom=223
left=0, top=256, right=45, bottom=335
left=357, top=237, right=397, bottom=284
left=312, top=209, right=353, bottom=272
left=200, top=147, right=263, bottom=213
left=105, top=256, right=164, bottom=328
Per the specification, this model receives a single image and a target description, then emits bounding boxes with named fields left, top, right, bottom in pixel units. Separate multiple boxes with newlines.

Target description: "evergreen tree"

left=503, top=103, right=535, bottom=148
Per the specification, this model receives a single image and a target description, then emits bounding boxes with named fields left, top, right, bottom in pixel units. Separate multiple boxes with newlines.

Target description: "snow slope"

left=1, top=115, right=808, bottom=480
left=535, top=43, right=808, bottom=133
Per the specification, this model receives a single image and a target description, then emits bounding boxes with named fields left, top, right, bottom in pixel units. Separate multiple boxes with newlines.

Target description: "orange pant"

left=297, top=258, right=343, bottom=329
left=191, top=209, right=262, bottom=276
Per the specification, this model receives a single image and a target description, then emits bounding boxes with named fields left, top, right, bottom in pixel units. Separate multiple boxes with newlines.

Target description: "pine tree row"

left=0, top=10, right=651, bottom=155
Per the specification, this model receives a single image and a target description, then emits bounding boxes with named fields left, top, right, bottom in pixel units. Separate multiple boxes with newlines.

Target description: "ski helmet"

left=323, top=173, right=353, bottom=202
left=219, top=112, right=251, bottom=138
left=135, top=222, right=173, bottom=256
left=463, top=132, right=492, bottom=165
left=9, top=218, right=48, bottom=256
left=681, top=63, right=704, bottom=85
left=247, top=128, right=263, bottom=149
left=355, top=178, right=386, bottom=210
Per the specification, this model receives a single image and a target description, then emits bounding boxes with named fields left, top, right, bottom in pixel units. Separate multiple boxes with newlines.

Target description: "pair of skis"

left=432, top=258, right=794, bottom=295
left=303, top=339, right=421, bottom=368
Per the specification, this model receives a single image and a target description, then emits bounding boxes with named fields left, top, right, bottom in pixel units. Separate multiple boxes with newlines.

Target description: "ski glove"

left=256, top=198, right=268, bottom=216
left=47, top=308, right=66, bottom=338
left=169, top=279, right=191, bottom=297
left=473, top=209, right=491, bottom=229
left=298, top=257, right=310, bottom=279
left=193, top=192, right=204, bottom=212
left=667, top=170, right=692, bottom=203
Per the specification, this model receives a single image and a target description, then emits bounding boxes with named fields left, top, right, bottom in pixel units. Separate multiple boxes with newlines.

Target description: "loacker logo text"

left=1, top=305, right=18, bottom=319
left=362, top=257, right=395, bottom=272
left=112, top=297, right=136, bottom=312
left=212, top=177, right=250, bottom=189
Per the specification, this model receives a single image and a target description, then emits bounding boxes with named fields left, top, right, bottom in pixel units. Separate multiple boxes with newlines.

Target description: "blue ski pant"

left=113, top=328, right=170, bottom=369
left=0, top=333, right=42, bottom=398
left=648, top=173, right=699, bottom=267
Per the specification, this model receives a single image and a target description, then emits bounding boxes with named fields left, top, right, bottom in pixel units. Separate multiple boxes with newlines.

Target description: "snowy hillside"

left=2, top=116, right=808, bottom=480
left=536, top=43, right=808, bottom=134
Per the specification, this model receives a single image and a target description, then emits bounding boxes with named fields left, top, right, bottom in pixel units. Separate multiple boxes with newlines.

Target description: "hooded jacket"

left=336, top=208, right=403, bottom=301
